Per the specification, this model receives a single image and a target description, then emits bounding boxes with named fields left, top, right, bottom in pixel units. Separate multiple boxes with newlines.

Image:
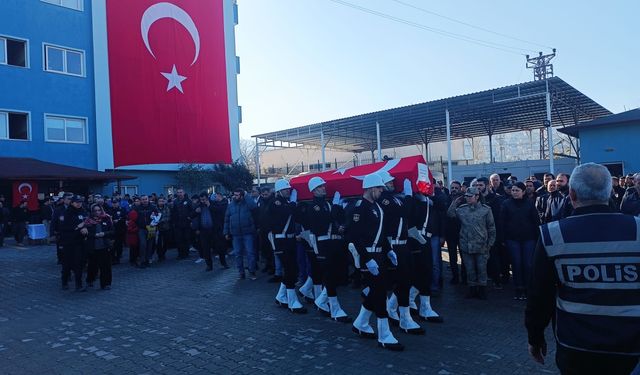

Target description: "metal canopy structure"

left=252, top=77, right=610, bottom=183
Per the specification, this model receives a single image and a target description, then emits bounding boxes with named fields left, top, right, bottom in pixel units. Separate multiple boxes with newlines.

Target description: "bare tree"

left=239, top=138, right=256, bottom=172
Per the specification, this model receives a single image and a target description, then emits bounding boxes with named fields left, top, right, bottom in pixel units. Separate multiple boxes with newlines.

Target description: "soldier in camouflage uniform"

left=447, top=187, right=496, bottom=299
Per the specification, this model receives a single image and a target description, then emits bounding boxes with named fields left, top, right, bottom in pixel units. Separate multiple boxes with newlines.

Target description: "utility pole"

left=526, top=49, right=557, bottom=162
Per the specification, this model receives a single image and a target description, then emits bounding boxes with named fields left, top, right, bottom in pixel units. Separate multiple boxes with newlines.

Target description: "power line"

left=326, top=0, right=534, bottom=55
left=390, top=0, right=553, bottom=50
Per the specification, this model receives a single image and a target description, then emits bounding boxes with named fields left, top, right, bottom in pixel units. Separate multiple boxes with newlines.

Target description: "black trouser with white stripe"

left=386, top=244, right=411, bottom=306
left=362, top=262, right=388, bottom=318
left=275, top=238, right=298, bottom=289
left=408, top=238, right=433, bottom=296
left=317, top=240, right=346, bottom=297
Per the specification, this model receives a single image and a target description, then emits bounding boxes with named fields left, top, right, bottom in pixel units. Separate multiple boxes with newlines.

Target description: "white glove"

left=403, top=178, right=413, bottom=197
left=290, top=189, right=297, bottom=203
left=387, top=250, right=398, bottom=266
left=365, top=259, right=379, bottom=275
left=332, top=191, right=341, bottom=205
left=408, top=226, right=427, bottom=245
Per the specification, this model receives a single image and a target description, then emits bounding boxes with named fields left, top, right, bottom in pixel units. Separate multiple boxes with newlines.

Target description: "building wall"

left=578, top=121, right=640, bottom=174
left=101, top=170, right=180, bottom=197
left=0, top=0, right=97, bottom=169
left=451, top=158, right=577, bottom=184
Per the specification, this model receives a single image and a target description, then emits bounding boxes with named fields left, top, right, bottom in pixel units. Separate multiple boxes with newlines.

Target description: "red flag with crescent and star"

left=12, top=181, right=39, bottom=210
left=289, top=155, right=434, bottom=201
left=106, top=0, right=231, bottom=167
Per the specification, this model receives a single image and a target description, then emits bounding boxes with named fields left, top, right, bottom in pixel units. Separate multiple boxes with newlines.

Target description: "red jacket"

left=126, top=210, right=139, bottom=247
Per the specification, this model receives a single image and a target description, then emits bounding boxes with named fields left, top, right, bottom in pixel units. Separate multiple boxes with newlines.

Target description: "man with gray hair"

left=526, top=163, right=640, bottom=374
left=620, top=172, right=640, bottom=216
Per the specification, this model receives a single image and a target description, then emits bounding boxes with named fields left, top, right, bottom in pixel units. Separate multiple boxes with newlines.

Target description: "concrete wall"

left=578, top=121, right=640, bottom=174
left=451, top=158, right=577, bottom=184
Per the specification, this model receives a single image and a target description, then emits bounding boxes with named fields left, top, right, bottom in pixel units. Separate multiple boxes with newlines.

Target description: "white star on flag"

left=161, top=64, right=187, bottom=93
left=333, top=167, right=348, bottom=175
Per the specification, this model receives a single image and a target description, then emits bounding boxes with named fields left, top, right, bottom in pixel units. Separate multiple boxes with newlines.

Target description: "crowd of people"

left=0, top=169, right=639, bottom=356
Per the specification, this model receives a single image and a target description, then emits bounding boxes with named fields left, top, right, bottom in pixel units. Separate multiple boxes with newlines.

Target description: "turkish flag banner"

left=106, top=0, right=231, bottom=167
left=289, top=155, right=434, bottom=201
left=13, top=181, right=39, bottom=210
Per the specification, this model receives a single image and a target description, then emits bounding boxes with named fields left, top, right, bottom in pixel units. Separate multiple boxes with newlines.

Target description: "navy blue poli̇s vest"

left=540, top=213, right=640, bottom=356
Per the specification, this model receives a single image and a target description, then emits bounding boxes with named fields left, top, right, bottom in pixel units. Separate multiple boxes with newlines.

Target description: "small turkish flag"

left=13, top=181, right=39, bottom=210
left=106, top=0, right=231, bottom=167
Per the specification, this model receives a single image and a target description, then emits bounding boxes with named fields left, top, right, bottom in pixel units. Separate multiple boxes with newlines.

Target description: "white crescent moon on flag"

left=351, top=159, right=401, bottom=180
left=141, top=2, right=201, bottom=66
left=18, top=183, right=33, bottom=194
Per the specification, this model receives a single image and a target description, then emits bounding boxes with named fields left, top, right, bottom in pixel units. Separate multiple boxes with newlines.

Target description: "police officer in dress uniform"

left=296, top=177, right=351, bottom=322
left=266, top=179, right=306, bottom=314
left=349, top=173, right=404, bottom=351
left=377, top=172, right=425, bottom=335
left=405, top=182, right=444, bottom=322
left=526, top=163, right=640, bottom=375
left=60, top=195, right=88, bottom=291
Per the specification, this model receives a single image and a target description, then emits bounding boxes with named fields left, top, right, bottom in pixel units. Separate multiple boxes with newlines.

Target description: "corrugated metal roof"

left=253, top=77, right=611, bottom=152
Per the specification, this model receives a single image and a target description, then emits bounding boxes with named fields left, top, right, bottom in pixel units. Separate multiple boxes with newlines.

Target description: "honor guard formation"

left=264, top=172, right=444, bottom=351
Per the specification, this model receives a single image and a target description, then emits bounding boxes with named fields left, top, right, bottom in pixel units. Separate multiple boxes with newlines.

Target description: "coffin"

left=289, top=155, right=434, bottom=200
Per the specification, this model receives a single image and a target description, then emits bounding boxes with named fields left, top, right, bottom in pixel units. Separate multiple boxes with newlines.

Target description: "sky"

left=235, top=0, right=640, bottom=140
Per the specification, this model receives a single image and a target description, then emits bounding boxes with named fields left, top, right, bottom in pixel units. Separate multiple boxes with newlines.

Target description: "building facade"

left=0, top=0, right=240, bottom=200
left=559, top=108, right=640, bottom=176
left=1, top=0, right=96, bottom=169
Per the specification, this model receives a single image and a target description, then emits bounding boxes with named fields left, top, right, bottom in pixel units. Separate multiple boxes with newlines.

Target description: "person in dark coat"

left=171, top=188, right=192, bottom=259
left=620, top=173, right=640, bottom=216
left=500, top=182, right=540, bottom=300
left=60, top=196, right=89, bottom=291
left=85, top=204, right=115, bottom=290
left=0, top=201, right=8, bottom=247
left=212, top=192, right=230, bottom=269
left=11, top=200, right=29, bottom=246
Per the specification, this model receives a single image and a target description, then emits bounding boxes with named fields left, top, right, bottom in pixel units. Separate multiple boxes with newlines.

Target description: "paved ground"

left=0, top=240, right=560, bottom=374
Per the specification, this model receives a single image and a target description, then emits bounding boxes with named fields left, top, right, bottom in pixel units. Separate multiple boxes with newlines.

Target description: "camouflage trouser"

left=460, top=252, right=488, bottom=286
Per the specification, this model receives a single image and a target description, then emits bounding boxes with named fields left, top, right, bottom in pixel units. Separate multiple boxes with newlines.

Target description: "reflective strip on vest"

left=543, top=214, right=640, bottom=355
left=556, top=299, right=640, bottom=317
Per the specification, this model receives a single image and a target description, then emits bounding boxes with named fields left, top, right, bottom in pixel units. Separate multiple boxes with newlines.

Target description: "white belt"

left=275, top=233, right=295, bottom=239
left=365, top=247, right=382, bottom=253
left=390, top=239, right=407, bottom=245
left=317, top=234, right=343, bottom=241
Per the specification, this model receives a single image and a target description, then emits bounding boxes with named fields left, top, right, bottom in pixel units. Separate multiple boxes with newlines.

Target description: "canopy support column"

left=320, top=126, right=326, bottom=172
left=446, top=109, right=453, bottom=186
left=376, top=121, right=382, bottom=162
left=546, top=80, right=555, bottom=174
left=255, top=137, right=261, bottom=187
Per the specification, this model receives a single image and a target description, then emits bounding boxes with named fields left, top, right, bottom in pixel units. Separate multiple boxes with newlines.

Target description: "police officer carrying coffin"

left=526, top=163, right=640, bottom=375
left=405, top=181, right=444, bottom=322
left=266, top=179, right=306, bottom=314
left=349, top=173, right=404, bottom=351
left=296, top=176, right=351, bottom=322
left=377, top=172, right=425, bottom=335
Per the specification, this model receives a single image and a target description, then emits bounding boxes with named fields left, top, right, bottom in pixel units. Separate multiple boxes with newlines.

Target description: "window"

left=45, top=115, right=87, bottom=143
left=41, top=0, right=83, bottom=11
left=44, top=44, right=84, bottom=76
left=0, top=36, right=28, bottom=67
left=115, top=186, right=138, bottom=197
left=0, top=111, right=29, bottom=140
